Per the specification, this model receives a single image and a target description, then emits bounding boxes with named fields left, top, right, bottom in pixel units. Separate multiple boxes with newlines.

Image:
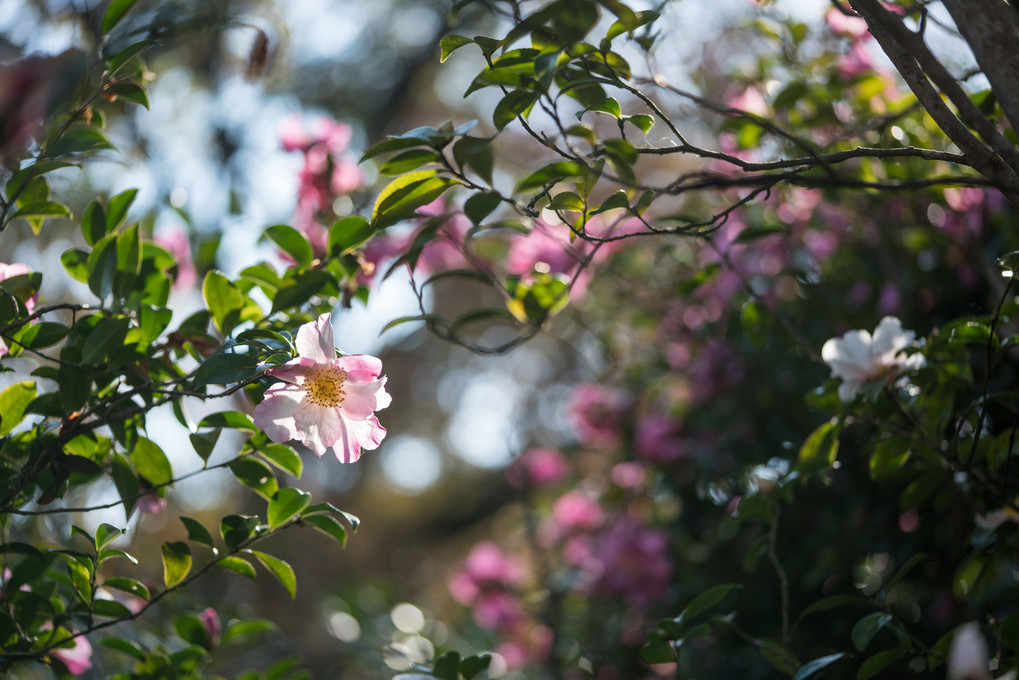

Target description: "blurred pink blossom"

left=825, top=7, right=869, bottom=38
left=577, top=516, right=673, bottom=612
left=506, top=447, right=570, bottom=488
left=634, top=416, right=688, bottom=464
left=200, top=607, right=221, bottom=643
left=552, top=491, right=604, bottom=533
left=610, top=462, right=648, bottom=490
left=448, top=541, right=524, bottom=606
left=0, top=262, right=36, bottom=357
left=153, top=228, right=197, bottom=290
left=50, top=633, right=92, bottom=676
left=567, top=383, right=631, bottom=449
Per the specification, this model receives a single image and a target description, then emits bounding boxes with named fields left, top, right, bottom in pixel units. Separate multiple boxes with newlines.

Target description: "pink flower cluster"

left=448, top=542, right=553, bottom=669
left=281, top=115, right=364, bottom=257
left=0, top=262, right=36, bottom=357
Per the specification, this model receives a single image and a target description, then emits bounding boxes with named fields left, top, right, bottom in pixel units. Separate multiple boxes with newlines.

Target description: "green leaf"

left=189, top=428, right=221, bottom=462
left=202, top=270, right=245, bottom=335
left=95, top=523, right=124, bottom=550
left=107, top=188, right=138, bottom=231
left=81, top=200, right=106, bottom=246
left=625, top=114, right=655, bottom=133
left=328, top=216, right=374, bottom=255
left=264, top=224, right=313, bottom=268
left=61, top=248, right=90, bottom=282
left=379, top=149, right=443, bottom=176
left=433, top=651, right=460, bottom=680
left=214, top=555, right=258, bottom=579
left=11, top=200, right=70, bottom=222
left=797, top=594, right=872, bottom=620
left=493, top=90, right=537, bottom=130
left=451, top=136, right=494, bottom=184
left=440, top=34, right=473, bottom=62
left=857, top=649, right=904, bottom=680
left=741, top=300, right=771, bottom=348
left=13, top=321, right=68, bottom=351
left=460, top=655, right=492, bottom=680
left=102, top=638, right=146, bottom=660
left=899, top=470, right=943, bottom=511
left=192, top=352, right=260, bottom=386
left=799, top=418, right=841, bottom=467
left=303, top=502, right=359, bottom=530
left=103, top=577, right=150, bottom=601
left=590, top=190, right=630, bottom=215
left=198, top=411, right=257, bottom=431
left=360, top=136, right=429, bottom=163
left=851, top=612, right=892, bottom=652
left=102, top=0, right=139, bottom=33
left=229, top=458, right=278, bottom=499
left=586, top=97, right=622, bottom=118
left=180, top=516, right=215, bottom=547
left=48, top=127, right=114, bottom=158
left=882, top=553, right=928, bottom=596
left=222, top=618, right=277, bottom=644
left=176, top=613, right=213, bottom=649
left=256, top=442, right=303, bottom=478
left=87, top=234, right=118, bottom=299
left=463, top=191, right=502, bottom=225
left=792, top=653, right=845, bottom=680
left=82, top=317, right=130, bottom=365
left=161, top=541, right=192, bottom=587
left=640, top=631, right=674, bottom=664
left=371, top=170, right=459, bottom=229
left=548, top=191, right=585, bottom=211
left=130, top=437, right=173, bottom=486
left=220, top=514, right=260, bottom=550
left=270, top=269, right=333, bottom=314
left=0, top=381, right=36, bottom=436
left=268, top=488, right=311, bottom=529
left=677, top=583, right=741, bottom=625
left=111, top=452, right=139, bottom=518
left=92, top=598, right=134, bottom=619
left=301, top=514, right=348, bottom=546
left=515, top=161, right=582, bottom=193
left=249, top=550, right=296, bottom=599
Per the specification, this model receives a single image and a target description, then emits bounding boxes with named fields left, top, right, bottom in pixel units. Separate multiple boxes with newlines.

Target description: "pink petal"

left=334, top=414, right=386, bottom=464
left=335, top=354, right=383, bottom=383
left=253, top=384, right=304, bottom=444
left=341, top=378, right=390, bottom=419
left=266, top=356, right=318, bottom=385
left=294, top=403, right=346, bottom=457
left=295, top=313, right=336, bottom=363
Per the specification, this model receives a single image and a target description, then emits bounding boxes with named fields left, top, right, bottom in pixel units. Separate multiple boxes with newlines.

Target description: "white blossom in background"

left=821, top=316, right=926, bottom=401
left=947, top=622, right=989, bottom=680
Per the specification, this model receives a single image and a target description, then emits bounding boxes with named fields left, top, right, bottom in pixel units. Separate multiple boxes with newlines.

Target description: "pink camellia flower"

left=50, top=633, right=92, bottom=676
left=634, top=416, right=688, bottom=464
left=200, top=607, right=221, bottom=643
left=567, top=383, right=631, bottom=450
left=825, top=7, right=869, bottom=38
left=821, top=316, right=925, bottom=401
left=506, top=447, right=570, bottom=488
left=552, top=491, right=604, bottom=533
left=253, top=313, right=391, bottom=462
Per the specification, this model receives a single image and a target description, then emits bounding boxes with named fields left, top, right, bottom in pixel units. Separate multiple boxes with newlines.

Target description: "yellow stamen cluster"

left=304, top=365, right=347, bottom=407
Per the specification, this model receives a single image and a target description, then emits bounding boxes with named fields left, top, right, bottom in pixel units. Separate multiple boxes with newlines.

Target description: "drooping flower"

left=821, top=316, right=925, bottom=401
left=947, top=622, right=989, bottom=680
left=50, top=632, right=93, bottom=676
left=253, top=313, right=391, bottom=462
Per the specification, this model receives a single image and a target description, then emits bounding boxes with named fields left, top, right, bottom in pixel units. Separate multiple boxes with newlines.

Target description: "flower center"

left=304, top=365, right=347, bottom=407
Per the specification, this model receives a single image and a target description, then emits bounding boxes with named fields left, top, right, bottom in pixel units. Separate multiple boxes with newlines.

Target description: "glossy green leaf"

left=440, top=34, right=473, bottom=62
left=102, top=577, right=150, bottom=601
left=48, top=127, right=114, bottom=158
left=214, top=555, right=258, bottom=579
left=161, top=541, right=192, bottom=587
left=0, top=381, right=36, bottom=436
left=95, top=523, right=124, bottom=551
left=202, top=270, right=245, bottom=335
left=264, top=224, right=313, bottom=268
left=493, top=90, right=537, bottom=130
left=270, top=269, right=333, bottom=314
left=268, top=488, right=312, bottom=529
left=220, top=514, right=260, bottom=550
left=249, top=550, right=296, bottom=599
left=463, top=191, right=502, bottom=225
left=256, top=442, right=303, bottom=478
left=302, top=514, right=348, bottom=547
left=130, top=437, right=173, bottom=486
left=102, top=0, right=139, bottom=33
left=851, top=612, right=892, bottom=652
left=857, top=649, right=904, bottom=680
left=179, top=516, right=215, bottom=547
left=101, top=637, right=146, bottom=660
left=792, top=653, right=845, bottom=680
left=229, top=457, right=278, bottom=499
left=106, top=188, right=138, bottom=231
left=192, top=352, right=260, bottom=386
left=87, top=234, right=118, bottom=299
left=328, top=216, right=374, bottom=255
